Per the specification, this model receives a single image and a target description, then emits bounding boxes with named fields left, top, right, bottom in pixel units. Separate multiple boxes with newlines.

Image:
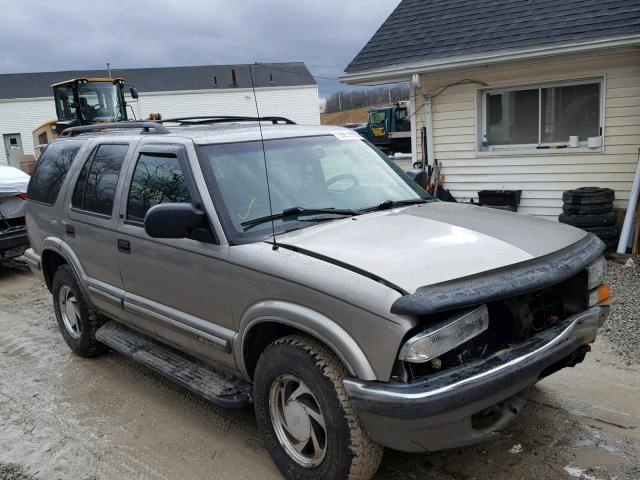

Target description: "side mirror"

left=130, top=87, right=139, bottom=99
left=144, top=203, right=206, bottom=239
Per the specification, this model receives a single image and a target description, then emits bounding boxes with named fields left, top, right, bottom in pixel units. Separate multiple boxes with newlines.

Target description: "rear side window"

left=27, top=141, right=83, bottom=205
left=72, top=144, right=128, bottom=216
left=127, top=153, right=192, bottom=223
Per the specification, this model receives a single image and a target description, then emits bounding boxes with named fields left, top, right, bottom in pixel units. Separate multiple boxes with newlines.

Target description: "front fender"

left=235, top=300, right=378, bottom=381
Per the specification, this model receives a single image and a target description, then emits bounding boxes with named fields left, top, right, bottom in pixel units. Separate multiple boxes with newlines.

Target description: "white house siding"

left=0, top=84, right=319, bottom=166
left=0, top=98, right=56, bottom=165
left=131, top=85, right=321, bottom=126
left=414, top=50, right=640, bottom=220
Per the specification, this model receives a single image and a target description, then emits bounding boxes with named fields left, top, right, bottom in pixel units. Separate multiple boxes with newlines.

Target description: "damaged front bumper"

left=343, top=305, right=609, bottom=452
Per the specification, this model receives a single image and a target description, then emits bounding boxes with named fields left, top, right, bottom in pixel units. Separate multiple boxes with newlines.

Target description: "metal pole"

left=338, top=90, right=342, bottom=112
left=106, top=62, right=112, bottom=78
left=388, top=87, right=392, bottom=104
left=617, top=149, right=640, bottom=253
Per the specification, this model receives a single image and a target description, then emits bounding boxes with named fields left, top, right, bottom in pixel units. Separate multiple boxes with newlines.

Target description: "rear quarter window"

left=27, top=141, right=83, bottom=205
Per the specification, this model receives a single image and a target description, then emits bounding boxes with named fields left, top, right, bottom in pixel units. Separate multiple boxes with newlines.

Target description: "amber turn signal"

left=589, top=284, right=611, bottom=307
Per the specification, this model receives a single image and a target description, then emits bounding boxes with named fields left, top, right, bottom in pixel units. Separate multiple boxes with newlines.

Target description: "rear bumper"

left=22, top=248, right=41, bottom=271
left=0, top=226, right=29, bottom=260
left=344, top=306, right=608, bottom=452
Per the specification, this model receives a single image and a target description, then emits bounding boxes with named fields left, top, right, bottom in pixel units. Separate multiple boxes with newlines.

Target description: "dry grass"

left=320, top=106, right=375, bottom=126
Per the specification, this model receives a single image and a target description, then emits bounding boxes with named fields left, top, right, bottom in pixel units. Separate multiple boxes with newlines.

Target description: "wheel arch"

left=40, top=239, right=87, bottom=295
left=236, top=301, right=378, bottom=382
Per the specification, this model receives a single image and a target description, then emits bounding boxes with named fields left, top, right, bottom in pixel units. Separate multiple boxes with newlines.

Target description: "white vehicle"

left=0, top=164, right=30, bottom=261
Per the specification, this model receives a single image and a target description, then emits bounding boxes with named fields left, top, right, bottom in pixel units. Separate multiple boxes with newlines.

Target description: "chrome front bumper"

left=344, top=306, right=608, bottom=452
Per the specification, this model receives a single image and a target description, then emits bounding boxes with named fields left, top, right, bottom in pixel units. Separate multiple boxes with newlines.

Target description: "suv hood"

left=277, top=202, right=587, bottom=294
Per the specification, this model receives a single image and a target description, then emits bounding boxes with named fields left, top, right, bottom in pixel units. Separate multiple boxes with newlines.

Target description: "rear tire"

left=253, top=335, right=383, bottom=480
left=562, top=202, right=613, bottom=215
left=559, top=211, right=616, bottom=227
left=582, top=225, right=618, bottom=240
left=52, top=264, right=106, bottom=357
left=562, top=187, right=614, bottom=205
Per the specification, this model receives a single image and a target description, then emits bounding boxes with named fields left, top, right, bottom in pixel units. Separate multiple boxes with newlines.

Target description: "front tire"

left=253, top=335, right=383, bottom=480
left=52, top=264, right=106, bottom=357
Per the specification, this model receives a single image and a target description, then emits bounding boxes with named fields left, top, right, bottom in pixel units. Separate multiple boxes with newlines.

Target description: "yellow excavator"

left=32, top=78, right=138, bottom=158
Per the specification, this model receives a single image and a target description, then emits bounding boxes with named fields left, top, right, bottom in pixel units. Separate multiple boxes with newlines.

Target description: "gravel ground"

left=603, top=259, right=640, bottom=365
left=0, top=464, right=35, bottom=480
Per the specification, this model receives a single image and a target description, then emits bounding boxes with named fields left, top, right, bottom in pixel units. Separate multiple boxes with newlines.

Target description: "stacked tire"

left=559, top=187, right=617, bottom=251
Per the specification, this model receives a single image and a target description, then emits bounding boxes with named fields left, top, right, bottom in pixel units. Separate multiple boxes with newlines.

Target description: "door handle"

left=117, top=239, right=131, bottom=254
left=64, top=223, right=75, bottom=237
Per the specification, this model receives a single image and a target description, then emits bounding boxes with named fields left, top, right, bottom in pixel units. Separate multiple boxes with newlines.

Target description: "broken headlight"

left=398, top=305, right=489, bottom=363
left=587, top=257, right=606, bottom=290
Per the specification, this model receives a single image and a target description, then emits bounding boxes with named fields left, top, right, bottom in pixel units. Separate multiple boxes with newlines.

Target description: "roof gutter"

left=341, top=33, right=640, bottom=84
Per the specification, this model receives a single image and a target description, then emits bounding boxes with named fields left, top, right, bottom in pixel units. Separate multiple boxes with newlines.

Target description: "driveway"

left=0, top=260, right=638, bottom=480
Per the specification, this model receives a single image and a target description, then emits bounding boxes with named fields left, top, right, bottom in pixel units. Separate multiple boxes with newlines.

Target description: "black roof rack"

left=61, top=121, right=170, bottom=137
left=159, top=116, right=296, bottom=125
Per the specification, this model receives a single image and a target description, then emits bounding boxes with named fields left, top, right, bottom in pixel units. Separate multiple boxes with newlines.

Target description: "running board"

left=96, top=321, right=252, bottom=408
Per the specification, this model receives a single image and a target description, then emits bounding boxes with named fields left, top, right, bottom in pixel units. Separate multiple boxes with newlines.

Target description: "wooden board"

left=632, top=202, right=640, bottom=255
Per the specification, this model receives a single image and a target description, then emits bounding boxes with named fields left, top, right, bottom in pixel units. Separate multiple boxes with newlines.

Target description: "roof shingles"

left=345, top=0, right=640, bottom=72
left=0, top=63, right=315, bottom=100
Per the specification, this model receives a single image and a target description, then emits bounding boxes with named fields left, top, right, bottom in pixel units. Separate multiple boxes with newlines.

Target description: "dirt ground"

left=1, top=260, right=638, bottom=480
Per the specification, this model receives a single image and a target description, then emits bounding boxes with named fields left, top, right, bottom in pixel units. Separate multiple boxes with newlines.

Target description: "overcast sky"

left=0, top=0, right=399, bottom=95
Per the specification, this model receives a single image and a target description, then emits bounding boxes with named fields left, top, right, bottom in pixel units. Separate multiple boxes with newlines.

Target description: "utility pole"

left=106, top=62, right=112, bottom=78
left=388, top=87, right=392, bottom=104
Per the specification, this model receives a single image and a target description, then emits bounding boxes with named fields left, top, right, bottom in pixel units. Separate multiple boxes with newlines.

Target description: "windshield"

left=198, top=134, right=430, bottom=244
left=369, top=111, right=386, bottom=125
left=77, top=82, right=125, bottom=122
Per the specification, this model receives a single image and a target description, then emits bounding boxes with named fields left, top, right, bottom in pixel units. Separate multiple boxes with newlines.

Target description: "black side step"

left=96, top=321, right=252, bottom=408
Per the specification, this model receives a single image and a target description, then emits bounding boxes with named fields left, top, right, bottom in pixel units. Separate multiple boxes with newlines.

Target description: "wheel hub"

left=269, top=374, right=327, bottom=467
left=283, top=400, right=311, bottom=442
left=58, top=285, right=82, bottom=340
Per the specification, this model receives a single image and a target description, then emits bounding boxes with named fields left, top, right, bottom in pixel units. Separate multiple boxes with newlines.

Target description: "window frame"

left=70, top=143, right=130, bottom=219
left=123, top=144, right=202, bottom=227
left=478, top=77, right=605, bottom=154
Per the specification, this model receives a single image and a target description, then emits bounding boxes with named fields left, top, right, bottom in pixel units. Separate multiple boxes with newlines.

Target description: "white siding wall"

left=0, top=84, right=320, bottom=165
left=0, top=98, right=56, bottom=165
left=415, top=51, right=640, bottom=220
left=131, top=85, right=321, bottom=126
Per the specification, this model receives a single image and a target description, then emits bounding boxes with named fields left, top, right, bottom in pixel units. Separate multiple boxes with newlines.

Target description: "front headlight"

left=398, top=305, right=489, bottom=363
left=587, top=257, right=607, bottom=290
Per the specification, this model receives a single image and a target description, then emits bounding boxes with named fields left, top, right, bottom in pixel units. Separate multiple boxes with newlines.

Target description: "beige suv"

left=25, top=118, right=610, bottom=480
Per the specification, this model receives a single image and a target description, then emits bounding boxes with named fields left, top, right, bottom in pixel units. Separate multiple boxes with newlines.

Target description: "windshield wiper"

left=241, top=206, right=358, bottom=230
left=360, top=198, right=430, bottom=213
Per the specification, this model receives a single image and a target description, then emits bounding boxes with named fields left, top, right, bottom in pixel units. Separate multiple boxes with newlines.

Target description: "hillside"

left=320, top=107, right=370, bottom=126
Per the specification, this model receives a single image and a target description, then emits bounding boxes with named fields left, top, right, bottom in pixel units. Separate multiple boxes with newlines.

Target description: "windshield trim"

left=195, top=135, right=432, bottom=245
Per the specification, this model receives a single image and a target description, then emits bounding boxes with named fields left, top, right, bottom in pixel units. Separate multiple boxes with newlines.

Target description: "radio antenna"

left=249, top=63, right=278, bottom=250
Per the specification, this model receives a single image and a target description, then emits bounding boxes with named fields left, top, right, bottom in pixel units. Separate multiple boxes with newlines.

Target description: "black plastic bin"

left=478, top=190, right=522, bottom=212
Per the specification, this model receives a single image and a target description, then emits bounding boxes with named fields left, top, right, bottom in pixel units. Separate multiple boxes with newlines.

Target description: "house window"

left=480, top=79, right=603, bottom=151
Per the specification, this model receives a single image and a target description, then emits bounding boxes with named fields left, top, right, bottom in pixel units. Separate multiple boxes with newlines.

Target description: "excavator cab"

left=52, top=78, right=131, bottom=132
left=33, top=78, right=138, bottom=159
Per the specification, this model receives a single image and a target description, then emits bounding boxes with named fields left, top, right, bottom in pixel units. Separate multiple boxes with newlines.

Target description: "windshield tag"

left=332, top=130, right=362, bottom=141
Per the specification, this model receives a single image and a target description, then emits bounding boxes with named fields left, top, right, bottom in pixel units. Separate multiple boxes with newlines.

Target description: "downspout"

left=411, top=73, right=435, bottom=168
left=409, top=76, right=418, bottom=165
left=424, top=95, right=435, bottom=168
left=617, top=148, right=640, bottom=253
